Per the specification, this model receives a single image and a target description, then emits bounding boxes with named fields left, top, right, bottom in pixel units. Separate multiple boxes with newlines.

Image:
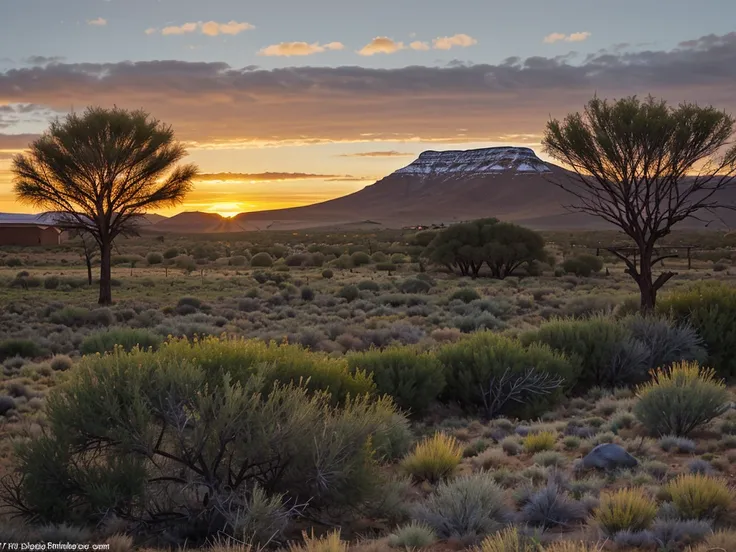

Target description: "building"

left=0, top=213, right=69, bottom=246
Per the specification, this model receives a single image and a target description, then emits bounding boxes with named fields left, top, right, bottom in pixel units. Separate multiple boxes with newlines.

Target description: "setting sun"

left=207, top=203, right=245, bottom=218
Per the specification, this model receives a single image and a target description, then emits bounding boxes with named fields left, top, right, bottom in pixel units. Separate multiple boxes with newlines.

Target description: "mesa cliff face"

left=393, top=147, right=552, bottom=177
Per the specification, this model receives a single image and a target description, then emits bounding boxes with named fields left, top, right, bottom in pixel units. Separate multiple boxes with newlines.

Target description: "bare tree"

left=543, top=96, right=736, bottom=311
left=12, top=107, right=198, bottom=304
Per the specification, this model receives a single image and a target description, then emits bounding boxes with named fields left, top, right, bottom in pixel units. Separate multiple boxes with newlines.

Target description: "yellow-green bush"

left=347, top=346, right=445, bottom=415
left=657, top=282, right=736, bottom=380
left=634, top=361, right=730, bottom=436
left=523, top=431, right=557, bottom=453
left=474, top=527, right=539, bottom=552
left=594, top=488, right=657, bottom=535
left=544, top=543, right=602, bottom=552
left=665, top=473, right=732, bottom=520
left=688, top=530, right=736, bottom=552
left=402, top=432, right=463, bottom=482
left=289, top=531, right=347, bottom=552
left=153, top=336, right=374, bottom=403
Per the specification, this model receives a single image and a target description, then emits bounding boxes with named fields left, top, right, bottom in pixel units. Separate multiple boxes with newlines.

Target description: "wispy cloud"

left=195, top=172, right=345, bottom=181
left=258, top=41, right=344, bottom=57
left=544, top=31, right=591, bottom=44
left=409, top=41, right=430, bottom=51
left=432, top=34, right=478, bottom=50
left=339, top=151, right=415, bottom=158
left=87, top=17, right=107, bottom=26
left=153, top=21, right=254, bottom=36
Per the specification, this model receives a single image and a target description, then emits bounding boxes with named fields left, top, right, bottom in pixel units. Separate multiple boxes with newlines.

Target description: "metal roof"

left=0, top=213, right=67, bottom=226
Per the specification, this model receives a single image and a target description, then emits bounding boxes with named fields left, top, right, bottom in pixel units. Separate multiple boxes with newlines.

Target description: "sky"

left=1, top=0, right=736, bottom=216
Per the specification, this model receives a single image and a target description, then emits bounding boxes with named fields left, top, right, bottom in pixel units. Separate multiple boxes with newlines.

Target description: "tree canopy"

left=12, top=106, right=198, bottom=304
left=543, top=95, right=736, bottom=311
left=423, top=218, right=547, bottom=279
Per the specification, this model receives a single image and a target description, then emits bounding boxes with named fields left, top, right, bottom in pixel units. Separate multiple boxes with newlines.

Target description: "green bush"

left=300, top=287, right=315, bottom=301
left=437, top=332, right=577, bottom=418
left=49, top=306, right=91, bottom=327
left=250, top=252, right=274, bottom=268
left=521, top=317, right=640, bottom=389
left=634, top=361, right=730, bottom=437
left=376, top=262, right=398, bottom=272
left=350, top=252, right=371, bottom=266
left=358, top=280, right=380, bottom=292
left=347, top=346, right=445, bottom=414
left=562, top=254, right=603, bottom=277
left=665, top=474, right=732, bottom=520
left=150, top=337, right=374, bottom=404
left=338, top=285, right=360, bottom=302
left=6, top=257, right=22, bottom=267
left=9, top=348, right=400, bottom=539
left=399, top=278, right=432, bottom=294
left=79, top=328, right=163, bottom=355
left=451, top=288, right=480, bottom=303
left=595, top=488, right=657, bottom=535
left=321, top=269, right=334, bottom=279
left=401, top=433, right=462, bottom=482
left=657, top=283, right=736, bottom=379
left=146, top=252, right=163, bottom=265
left=0, top=339, right=42, bottom=362
left=163, top=247, right=179, bottom=259
left=43, top=276, right=60, bottom=290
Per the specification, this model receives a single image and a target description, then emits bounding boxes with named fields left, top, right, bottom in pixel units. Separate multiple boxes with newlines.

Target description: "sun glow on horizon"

left=206, top=202, right=248, bottom=218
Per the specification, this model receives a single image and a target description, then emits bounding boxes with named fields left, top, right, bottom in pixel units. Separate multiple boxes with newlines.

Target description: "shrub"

left=437, top=332, right=576, bottom=418
left=6, top=257, right=22, bottom=267
left=338, top=285, right=359, bottom=302
left=321, top=269, right=334, bottom=279
left=659, top=435, right=697, bottom=454
left=634, top=362, right=730, bottom=436
left=9, top=349, right=399, bottom=538
left=400, top=279, right=432, bottom=294
left=146, top=252, right=163, bottom=265
left=451, top=288, right=481, bottom=303
left=0, top=396, right=16, bottom=415
left=300, top=287, right=314, bottom=301
left=402, top=433, right=462, bottom=482
left=44, top=275, right=60, bottom=289
left=290, top=530, right=346, bottom=552
left=49, top=355, right=73, bottom=372
left=562, top=254, right=603, bottom=277
left=658, top=282, right=736, bottom=379
left=347, top=346, right=445, bottom=414
left=350, top=252, right=371, bottom=266
left=250, top=252, right=273, bottom=267
left=376, top=262, right=398, bottom=272
left=0, top=339, right=42, bottom=362
left=357, top=280, right=380, bottom=292
left=474, top=527, right=538, bottom=552
left=519, top=484, right=586, bottom=529
left=523, top=431, right=557, bottom=453
left=163, top=247, right=179, bottom=259
left=595, top=488, right=657, bottom=536
left=79, top=328, right=162, bottom=355
left=387, top=522, right=437, bottom=549
left=521, top=317, right=647, bottom=389
left=665, top=474, right=732, bottom=520
left=689, top=530, right=736, bottom=552
left=624, top=315, right=707, bottom=370
left=413, top=473, right=510, bottom=543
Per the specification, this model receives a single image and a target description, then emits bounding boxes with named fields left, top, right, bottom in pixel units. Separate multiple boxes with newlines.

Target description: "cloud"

left=258, top=41, right=344, bottom=57
left=358, top=37, right=405, bottom=56
left=195, top=172, right=345, bottom=181
left=2, top=32, right=736, bottom=149
left=544, top=31, right=591, bottom=44
left=23, top=56, right=65, bottom=66
left=87, top=18, right=107, bottom=26
left=410, top=41, right=430, bottom=51
left=156, top=21, right=254, bottom=36
left=339, top=151, right=415, bottom=157
left=432, top=34, right=478, bottom=50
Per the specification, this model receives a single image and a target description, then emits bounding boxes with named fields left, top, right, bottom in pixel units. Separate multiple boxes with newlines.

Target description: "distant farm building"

left=0, top=214, right=70, bottom=246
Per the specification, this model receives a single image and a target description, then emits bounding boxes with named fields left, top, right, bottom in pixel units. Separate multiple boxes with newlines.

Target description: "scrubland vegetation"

left=0, top=226, right=734, bottom=552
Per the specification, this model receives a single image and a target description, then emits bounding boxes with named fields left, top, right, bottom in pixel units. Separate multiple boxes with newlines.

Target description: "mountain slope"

left=233, top=147, right=589, bottom=230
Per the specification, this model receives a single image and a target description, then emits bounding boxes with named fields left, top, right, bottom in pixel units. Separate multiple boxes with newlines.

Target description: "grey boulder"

left=581, top=443, right=638, bottom=470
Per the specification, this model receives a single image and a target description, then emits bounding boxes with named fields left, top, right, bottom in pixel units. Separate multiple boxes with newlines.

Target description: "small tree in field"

left=12, top=107, right=198, bottom=304
left=543, top=96, right=736, bottom=311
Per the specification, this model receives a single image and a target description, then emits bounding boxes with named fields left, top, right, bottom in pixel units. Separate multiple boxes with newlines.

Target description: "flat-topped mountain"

left=229, top=146, right=589, bottom=231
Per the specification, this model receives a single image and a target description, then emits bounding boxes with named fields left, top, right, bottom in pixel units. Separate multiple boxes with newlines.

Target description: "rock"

left=581, top=443, right=638, bottom=470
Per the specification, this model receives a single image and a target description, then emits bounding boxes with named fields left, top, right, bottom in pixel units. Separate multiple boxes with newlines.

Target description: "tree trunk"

left=637, top=273, right=657, bottom=313
left=85, top=255, right=93, bottom=285
left=98, top=241, right=113, bottom=305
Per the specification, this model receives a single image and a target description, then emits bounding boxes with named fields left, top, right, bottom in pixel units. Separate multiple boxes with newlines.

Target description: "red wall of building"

left=0, top=226, right=61, bottom=246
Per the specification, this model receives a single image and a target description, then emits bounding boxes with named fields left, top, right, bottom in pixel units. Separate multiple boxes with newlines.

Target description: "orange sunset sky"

left=2, top=0, right=736, bottom=217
